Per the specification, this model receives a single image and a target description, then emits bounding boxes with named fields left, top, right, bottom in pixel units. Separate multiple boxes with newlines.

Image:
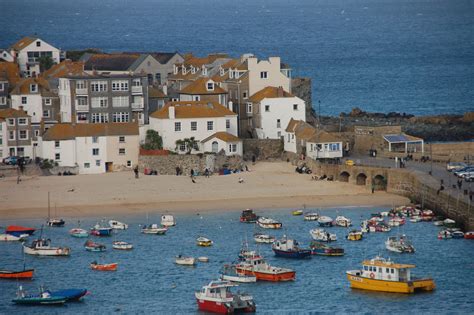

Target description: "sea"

left=0, top=207, right=473, bottom=314
left=1, top=0, right=473, bottom=116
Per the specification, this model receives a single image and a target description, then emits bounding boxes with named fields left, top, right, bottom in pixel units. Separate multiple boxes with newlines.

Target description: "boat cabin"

left=273, top=238, right=299, bottom=251
left=358, top=257, right=414, bottom=282
left=200, top=281, right=236, bottom=301
left=31, top=239, right=51, bottom=248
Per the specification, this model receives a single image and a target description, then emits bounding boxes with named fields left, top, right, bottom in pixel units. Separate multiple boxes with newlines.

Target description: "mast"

left=47, top=191, right=50, bottom=221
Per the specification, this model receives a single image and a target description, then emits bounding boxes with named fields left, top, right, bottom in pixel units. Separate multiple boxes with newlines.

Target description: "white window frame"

left=91, top=97, right=108, bottom=108
left=260, top=71, right=268, bottom=79
left=96, top=160, right=101, bottom=167
left=21, top=97, right=27, bottom=105
left=0, top=96, right=6, bottom=105
left=207, top=121, right=213, bottom=131
left=119, top=148, right=126, bottom=155
left=190, top=121, right=197, bottom=131
left=293, top=104, right=298, bottom=110
left=19, top=130, right=28, bottom=140
left=8, top=130, right=15, bottom=141
left=112, top=96, right=129, bottom=108
left=7, top=118, right=14, bottom=126
left=119, top=136, right=125, bottom=143
left=55, top=141, right=60, bottom=148
left=30, top=84, right=37, bottom=93
left=226, top=119, right=230, bottom=129
left=84, top=163, right=90, bottom=168
left=112, top=112, right=130, bottom=123
left=112, top=80, right=129, bottom=92
left=91, top=81, right=108, bottom=92
left=246, top=103, right=252, bottom=114
left=175, top=122, right=181, bottom=132
left=18, top=118, right=27, bottom=125
left=265, top=105, right=270, bottom=112
left=92, top=148, right=99, bottom=156
left=44, top=98, right=52, bottom=105
left=55, top=153, right=60, bottom=161
left=91, top=113, right=109, bottom=123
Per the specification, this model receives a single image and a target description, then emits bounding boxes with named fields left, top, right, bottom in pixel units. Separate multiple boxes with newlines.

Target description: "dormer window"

left=202, top=67, right=208, bottom=76
left=206, top=81, right=214, bottom=91
left=182, top=67, right=186, bottom=75
left=30, top=84, right=37, bottom=93
left=220, top=68, right=224, bottom=76
left=191, top=67, right=196, bottom=74
left=235, top=72, right=240, bottom=79
left=229, top=71, right=234, bottom=79
left=36, top=41, right=41, bottom=47
left=174, top=66, right=178, bottom=75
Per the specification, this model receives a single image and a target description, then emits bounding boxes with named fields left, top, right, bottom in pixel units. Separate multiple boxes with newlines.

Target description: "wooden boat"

left=310, top=228, right=337, bottom=242
left=69, top=228, right=88, bottom=238
left=90, top=223, right=113, bottom=236
left=220, top=264, right=256, bottom=283
left=240, top=209, right=258, bottom=223
left=256, top=217, right=282, bottom=229
left=317, top=216, right=333, bottom=227
left=0, top=233, right=28, bottom=241
left=0, top=269, right=34, bottom=279
left=108, top=220, right=128, bottom=230
left=90, top=261, right=117, bottom=271
left=309, top=241, right=344, bottom=256
left=346, top=256, right=435, bottom=293
left=175, top=255, right=196, bottom=266
left=112, top=241, right=133, bottom=250
left=23, top=238, right=70, bottom=256
left=292, top=210, right=303, bottom=216
left=84, top=240, right=106, bottom=252
left=386, top=235, right=415, bottom=253
left=464, top=231, right=474, bottom=239
left=49, top=288, right=88, bottom=301
left=235, top=255, right=295, bottom=282
left=347, top=230, right=363, bottom=241
left=5, top=225, right=36, bottom=237
left=335, top=216, right=352, bottom=227
left=12, top=286, right=67, bottom=305
left=254, top=233, right=275, bottom=244
left=196, top=236, right=213, bottom=247
left=272, top=236, right=311, bottom=259
left=142, top=224, right=167, bottom=235
left=161, top=215, right=176, bottom=227
left=195, top=280, right=256, bottom=314
left=304, top=213, right=319, bottom=221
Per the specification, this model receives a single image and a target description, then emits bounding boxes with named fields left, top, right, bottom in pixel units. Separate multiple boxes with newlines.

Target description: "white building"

left=306, top=131, right=343, bottom=160
left=0, top=108, right=33, bottom=159
left=284, top=119, right=316, bottom=155
left=247, top=86, right=305, bottom=139
left=39, top=122, right=139, bottom=174
left=201, top=132, right=242, bottom=156
left=9, top=37, right=61, bottom=77
left=149, top=101, right=241, bottom=155
left=247, top=56, right=291, bottom=96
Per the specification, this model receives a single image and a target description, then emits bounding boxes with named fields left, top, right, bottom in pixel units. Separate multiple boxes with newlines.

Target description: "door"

left=9, top=148, right=15, bottom=157
left=211, top=141, right=218, bottom=153
left=105, top=162, right=113, bottom=172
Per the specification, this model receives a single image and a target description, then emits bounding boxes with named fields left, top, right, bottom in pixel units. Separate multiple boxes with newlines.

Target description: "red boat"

left=90, top=262, right=117, bottom=271
left=6, top=226, right=36, bottom=237
left=0, top=269, right=34, bottom=279
left=235, top=255, right=295, bottom=282
left=465, top=232, right=474, bottom=239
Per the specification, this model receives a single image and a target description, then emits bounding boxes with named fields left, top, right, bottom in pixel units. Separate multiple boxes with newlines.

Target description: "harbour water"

left=1, top=0, right=473, bottom=116
left=1, top=207, right=473, bottom=313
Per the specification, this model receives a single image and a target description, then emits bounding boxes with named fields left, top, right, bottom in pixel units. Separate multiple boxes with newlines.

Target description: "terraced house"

left=0, top=108, right=33, bottom=160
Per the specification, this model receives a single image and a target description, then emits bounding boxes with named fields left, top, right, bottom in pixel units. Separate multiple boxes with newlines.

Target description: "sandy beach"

left=0, top=162, right=408, bottom=220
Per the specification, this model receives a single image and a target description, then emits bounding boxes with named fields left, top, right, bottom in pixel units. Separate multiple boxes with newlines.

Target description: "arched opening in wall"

left=356, top=173, right=367, bottom=185
left=211, top=141, right=219, bottom=153
left=373, top=174, right=387, bottom=191
left=339, top=171, right=350, bottom=182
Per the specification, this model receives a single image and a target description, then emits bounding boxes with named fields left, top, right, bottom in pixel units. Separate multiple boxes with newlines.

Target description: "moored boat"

left=49, top=288, right=88, bottom=301
left=23, top=238, right=70, bottom=256
left=6, top=225, right=36, bottom=237
left=346, top=256, right=435, bottom=293
left=108, top=220, right=128, bottom=230
left=47, top=219, right=65, bottom=227
left=69, top=228, right=88, bottom=238
left=240, top=209, right=258, bottom=223
left=220, top=264, right=256, bottom=283
left=0, top=269, right=34, bottom=279
left=292, top=210, right=303, bottom=216
left=90, top=261, right=117, bottom=271
left=465, top=231, right=474, bottom=239
left=175, top=255, right=196, bottom=266
left=438, top=230, right=452, bottom=239
left=385, top=235, right=415, bottom=253
left=161, top=215, right=176, bottom=227
left=198, top=256, right=209, bottom=263
left=451, top=231, right=465, bottom=239
left=443, top=218, right=456, bottom=228
left=304, top=212, right=319, bottom=221
left=309, top=241, right=344, bottom=256
left=310, top=228, right=337, bottom=242
left=90, top=223, right=113, bottom=236
left=318, top=216, right=333, bottom=227
left=272, top=236, right=311, bottom=259
left=256, top=217, right=282, bottom=229
left=142, top=224, right=167, bottom=235
left=195, top=280, right=256, bottom=314
left=388, top=217, right=405, bottom=227
left=0, top=233, right=29, bottom=242
left=254, top=233, right=275, bottom=244
left=196, top=236, right=213, bottom=247
left=335, top=216, right=352, bottom=227
left=421, top=210, right=435, bottom=221
left=12, top=286, right=67, bottom=305
left=409, top=216, right=421, bottom=223
left=112, top=241, right=133, bottom=250
left=235, top=255, right=295, bottom=282
left=84, top=240, right=106, bottom=252
left=347, top=230, right=363, bottom=241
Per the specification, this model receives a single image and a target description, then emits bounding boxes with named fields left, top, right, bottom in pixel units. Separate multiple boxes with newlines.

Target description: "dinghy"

left=175, top=255, right=196, bottom=266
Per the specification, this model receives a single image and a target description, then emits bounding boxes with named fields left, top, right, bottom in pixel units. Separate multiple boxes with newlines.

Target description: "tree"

left=142, top=130, right=163, bottom=150
left=175, top=137, right=199, bottom=154
left=38, top=55, right=54, bottom=72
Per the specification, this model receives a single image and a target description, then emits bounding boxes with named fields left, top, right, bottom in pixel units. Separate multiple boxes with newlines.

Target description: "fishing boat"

left=310, top=228, right=337, bottom=242
left=304, top=212, right=319, bottom=221
left=112, top=241, right=133, bottom=250
left=438, top=230, right=452, bottom=239
left=239, top=248, right=257, bottom=261
left=254, top=233, right=275, bottom=244
left=443, top=219, right=456, bottom=228
left=142, top=224, right=167, bottom=235
left=46, top=193, right=65, bottom=227
left=292, top=209, right=303, bottom=216
left=256, top=217, right=282, bottom=229
left=220, top=264, right=256, bottom=283
left=23, top=238, right=70, bottom=256
left=272, top=236, right=311, bottom=259
left=235, top=255, right=295, bottom=282
left=346, top=256, right=435, bottom=293
left=347, top=230, right=363, bottom=241
left=12, top=286, right=67, bottom=305
left=240, top=209, right=258, bottom=223
left=309, top=241, right=344, bottom=256
left=197, top=236, right=213, bottom=247
left=388, top=217, right=405, bottom=227
left=421, top=209, right=435, bottom=221
left=161, top=215, right=176, bottom=227
left=108, top=220, right=128, bottom=230
left=84, top=240, right=106, bottom=252
left=368, top=222, right=391, bottom=233
left=465, top=231, right=474, bottom=239
left=317, top=216, right=333, bottom=227
left=5, top=225, right=36, bottom=237
left=0, top=233, right=29, bottom=241
left=69, top=228, right=88, bottom=238
left=49, top=288, right=88, bottom=301
left=0, top=269, right=34, bottom=279
left=175, top=255, right=196, bottom=266
left=335, top=216, right=352, bottom=227
left=90, top=222, right=113, bottom=236
left=195, top=280, right=256, bottom=314
left=385, top=235, right=415, bottom=253
left=451, top=231, right=465, bottom=239
left=90, top=261, right=117, bottom=271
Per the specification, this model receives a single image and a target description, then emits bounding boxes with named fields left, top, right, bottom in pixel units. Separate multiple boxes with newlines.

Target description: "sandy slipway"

left=0, top=162, right=408, bottom=220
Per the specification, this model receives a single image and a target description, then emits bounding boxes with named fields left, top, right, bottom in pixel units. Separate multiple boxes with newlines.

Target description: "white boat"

left=438, top=230, right=452, bottom=239
left=409, top=216, right=421, bottom=223
left=254, top=233, right=275, bottom=244
left=0, top=233, right=29, bottom=242
left=112, top=241, right=133, bottom=250
left=304, top=213, right=319, bottom=221
left=142, top=224, right=167, bottom=235
left=317, top=216, right=333, bottom=227
left=23, top=238, right=70, bottom=256
left=195, top=280, right=256, bottom=313
left=108, top=220, right=128, bottom=230
left=335, top=216, right=352, bottom=227
left=46, top=219, right=65, bottom=227
left=380, top=211, right=389, bottom=217
left=256, top=217, right=282, bottom=229
left=443, top=219, right=456, bottom=228
left=175, top=255, right=196, bottom=266
left=220, top=264, right=257, bottom=283
left=161, top=215, right=176, bottom=227
left=385, top=235, right=415, bottom=253
left=360, top=220, right=370, bottom=233
left=433, top=220, right=444, bottom=226
left=197, top=256, right=209, bottom=263
left=310, top=229, right=337, bottom=242
left=69, top=228, right=88, bottom=238
left=388, top=219, right=401, bottom=227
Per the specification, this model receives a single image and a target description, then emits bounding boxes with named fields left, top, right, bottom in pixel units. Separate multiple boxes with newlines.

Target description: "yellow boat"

left=346, top=256, right=435, bottom=293
left=292, top=210, right=303, bottom=216
left=196, top=237, right=213, bottom=247
left=347, top=230, right=363, bottom=241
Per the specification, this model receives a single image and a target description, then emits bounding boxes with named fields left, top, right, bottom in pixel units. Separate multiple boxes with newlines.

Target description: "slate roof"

left=82, top=53, right=141, bottom=71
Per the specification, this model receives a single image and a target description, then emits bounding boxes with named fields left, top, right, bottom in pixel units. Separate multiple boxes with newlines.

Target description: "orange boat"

left=235, top=255, right=295, bottom=282
left=0, top=269, right=34, bottom=279
left=90, top=262, right=117, bottom=271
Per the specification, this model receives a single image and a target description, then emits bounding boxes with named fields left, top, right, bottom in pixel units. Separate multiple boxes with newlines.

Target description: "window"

left=43, top=110, right=50, bottom=118
left=112, top=80, right=129, bottom=91
left=179, top=143, right=186, bottom=152
left=265, top=105, right=270, bottom=112
left=77, top=112, right=88, bottom=122
left=207, top=121, right=213, bottom=131
left=91, top=81, right=107, bottom=92
left=260, top=71, right=268, bottom=79
left=207, top=82, right=214, bottom=91
left=112, top=112, right=129, bottom=123
left=287, top=134, right=290, bottom=142
left=226, top=119, right=230, bottom=129
left=92, top=148, right=99, bottom=156
left=91, top=97, right=108, bottom=108
left=55, top=141, right=60, bottom=148
left=293, top=104, right=298, bottom=110
left=0, top=83, right=3, bottom=91
left=76, top=96, right=88, bottom=106
left=84, top=163, right=90, bottom=168
left=96, top=160, right=101, bottom=167
left=30, top=84, right=37, bottom=93
left=22, top=97, right=27, bottom=104
left=91, top=113, right=109, bottom=123
left=34, top=130, right=39, bottom=137
left=175, top=122, right=181, bottom=132
left=329, top=143, right=340, bottom=151
left=0, top=96, right=6, bottom=105
left=19, top=130, right=28, bottom=140
left=243, top=91, right=248, bottom=99
left=228, top=144, right=237, bottom=152
left=76, top=80, right=86, bottom=90
left=92, top=137, right=98, bottom=143
left=8, top=131, right=14, bottom=141
left=112, top=96, right=129, bottom=107
left=277, top=119, right=281, bottom=128
left=391, top=269, right=395, bottom=274
left=18, top=118, right=27, bottom=125
left=55, top=153, right=60, bottom=161
left=132, top=78, right=142, bottom=86
left=119, top=148, right=126, bottom=155
left=36, top=41, right=41, bottom=47
left=44, top=98, right=52, bottom=105
left=119, top=136, right=125, bottom=143
left=277, top=131, right=281, bottom=137
left=190, top=121, right=197, bottom=131
left=246, top=103, right=253, bottom=114
left=127, top=160, right=132, bottom=167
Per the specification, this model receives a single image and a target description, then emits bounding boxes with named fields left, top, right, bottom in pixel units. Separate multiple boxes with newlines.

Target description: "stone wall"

left=242, top=139, right=283, bottom=161
left=291, top=77, right=314, bottom=124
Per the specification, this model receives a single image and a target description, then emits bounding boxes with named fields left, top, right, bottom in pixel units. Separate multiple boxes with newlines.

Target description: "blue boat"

left=12, top=286, right=67, bottom=305
left=272, top=236, right=311, bottom=259
left=90, top=222, right=113, bottom=236
left=50, top=289, right=88, bottom=301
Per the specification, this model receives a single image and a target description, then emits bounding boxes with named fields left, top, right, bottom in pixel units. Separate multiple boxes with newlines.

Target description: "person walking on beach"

left=134, top=165, right=139, bottom=179
left=371, top=182, right=375, bottom=194
left=204, top=168, right=209, bottom=178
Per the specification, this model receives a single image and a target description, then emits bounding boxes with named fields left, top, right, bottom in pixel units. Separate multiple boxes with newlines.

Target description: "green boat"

left=12, top=286, right=67, bottom=305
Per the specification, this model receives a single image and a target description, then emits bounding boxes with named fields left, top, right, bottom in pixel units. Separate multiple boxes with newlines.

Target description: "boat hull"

left=6, top=226, right=35, bottom=237
left=311, top=248, right=344, bottom=256
left=12, top=296, right=67, bottom=305
left=196, top=298, right=256, bottom=314
left=346, top=274, right=435, bottom=293
left=50, top=289, right=87, bottom=301
left=90, top=263, right=117, bottom=271
left=273, top=249, right=311, bottom=259
left=0, top=269, right=34, bottom=279
left=23, top=246, right=70, bottom=256
left=236, top=268, right=295, bottom=282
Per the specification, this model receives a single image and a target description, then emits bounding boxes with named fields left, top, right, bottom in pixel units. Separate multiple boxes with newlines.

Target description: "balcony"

left=75, top=102, right=89, bottom=112
left=131, top=102, right=144, bottom=110
left=76, top=88, right=88, bottom=95
left=131, top=86, right=143, bottom=94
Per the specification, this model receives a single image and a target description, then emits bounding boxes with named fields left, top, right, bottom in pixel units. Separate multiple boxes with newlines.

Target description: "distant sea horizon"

left=1, top=0, right=472, bottom=116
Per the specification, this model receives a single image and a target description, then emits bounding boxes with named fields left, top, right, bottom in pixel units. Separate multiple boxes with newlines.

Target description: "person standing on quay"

left=134, top=165, right=139, bottom=179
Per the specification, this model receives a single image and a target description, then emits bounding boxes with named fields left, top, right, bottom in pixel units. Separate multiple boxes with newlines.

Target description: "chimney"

left=168, top=106, right=175, bottom=119
left=277, top=86, right=284, bottom=97
left=227, top=100, right=233, bottom=111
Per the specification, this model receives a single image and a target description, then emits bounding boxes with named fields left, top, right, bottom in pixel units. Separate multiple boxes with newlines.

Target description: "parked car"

left=2, top=156, right=18, bottom=165
left=447, top=162, right=467, bottom=172
left=464, top=173, right=474, bottom=182
left=454, top=167, right=474, bottom=178
left=457, top=171, right=474, bottom=179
